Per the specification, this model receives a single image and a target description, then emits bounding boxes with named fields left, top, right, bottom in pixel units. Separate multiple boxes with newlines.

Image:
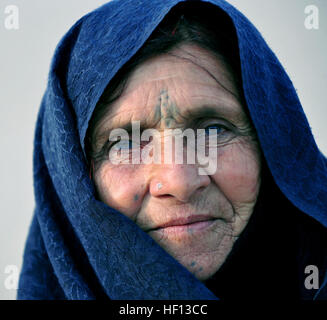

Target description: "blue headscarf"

left=18, top=0, right=327, bottom=300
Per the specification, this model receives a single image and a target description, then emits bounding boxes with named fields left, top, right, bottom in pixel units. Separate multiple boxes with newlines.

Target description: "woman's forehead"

left=125, top=44, right=240, bottom=96
left=97, top=44, right=245, bottom=128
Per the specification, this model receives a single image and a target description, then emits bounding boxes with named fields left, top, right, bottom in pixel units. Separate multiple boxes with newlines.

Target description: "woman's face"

left=92, top=44, right=261, bottom=281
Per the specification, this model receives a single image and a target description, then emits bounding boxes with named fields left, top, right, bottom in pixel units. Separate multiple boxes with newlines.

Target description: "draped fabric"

left=18, top=0, right=327, bottom=300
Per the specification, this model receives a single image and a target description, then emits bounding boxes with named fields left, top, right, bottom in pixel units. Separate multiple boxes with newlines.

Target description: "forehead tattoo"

left=154, top=89, right=181, bottom=128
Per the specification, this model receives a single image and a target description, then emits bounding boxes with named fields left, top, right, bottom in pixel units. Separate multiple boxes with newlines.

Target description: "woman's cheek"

left=212, top=141, right=261, bottom=203
left=94, top=163, right=144, bottom=218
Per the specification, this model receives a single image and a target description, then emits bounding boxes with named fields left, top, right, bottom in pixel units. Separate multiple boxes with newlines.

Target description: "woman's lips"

left=148, top=215, right=217, bottom=234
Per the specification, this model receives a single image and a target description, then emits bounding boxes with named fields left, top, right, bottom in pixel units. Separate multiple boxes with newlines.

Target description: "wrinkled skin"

left=92, top=44, right=261, bottom=281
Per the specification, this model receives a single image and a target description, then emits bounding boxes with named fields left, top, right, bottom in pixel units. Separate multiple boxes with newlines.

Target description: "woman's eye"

left=199, top=123, right=236, bottom=146
left=117, top=140, right=133, bottom=149
left=109, top=139, right=135, bottom=152
left=109, top=138, right=151, bottom=153
left=204, top=124, right=226, bottom=135
left=106, top=139, right=138, bottom=164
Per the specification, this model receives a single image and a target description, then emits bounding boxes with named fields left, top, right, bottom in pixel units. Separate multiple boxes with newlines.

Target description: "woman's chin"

left=148, top=219, right=236, bottom=281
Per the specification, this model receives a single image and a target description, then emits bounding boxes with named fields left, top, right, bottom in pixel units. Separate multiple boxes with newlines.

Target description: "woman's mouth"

left=148, top=215, right=218, bottom=235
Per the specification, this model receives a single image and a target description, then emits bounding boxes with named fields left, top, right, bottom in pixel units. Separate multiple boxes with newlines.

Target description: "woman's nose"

left=149, top=162, right=210, bottom=203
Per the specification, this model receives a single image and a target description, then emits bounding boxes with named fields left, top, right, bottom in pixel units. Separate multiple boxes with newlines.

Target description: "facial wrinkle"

left=167, top=51, right=240, bottom=100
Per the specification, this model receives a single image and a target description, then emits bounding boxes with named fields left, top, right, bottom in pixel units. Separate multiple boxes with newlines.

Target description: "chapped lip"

left=148, top=215, right=216, bottom=231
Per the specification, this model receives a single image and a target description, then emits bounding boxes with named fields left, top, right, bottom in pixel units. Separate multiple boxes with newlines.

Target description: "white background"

left=0, top=0, right=326, bottom=299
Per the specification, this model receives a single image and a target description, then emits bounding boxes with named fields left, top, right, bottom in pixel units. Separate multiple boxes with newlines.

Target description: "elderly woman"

left=18, top=0, right=327, bottom=300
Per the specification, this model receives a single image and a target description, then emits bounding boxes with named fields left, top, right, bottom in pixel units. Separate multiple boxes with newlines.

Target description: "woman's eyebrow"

left=97, top=104, right=244, bottom=140
left=181, top=105, right=243, bottom=121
